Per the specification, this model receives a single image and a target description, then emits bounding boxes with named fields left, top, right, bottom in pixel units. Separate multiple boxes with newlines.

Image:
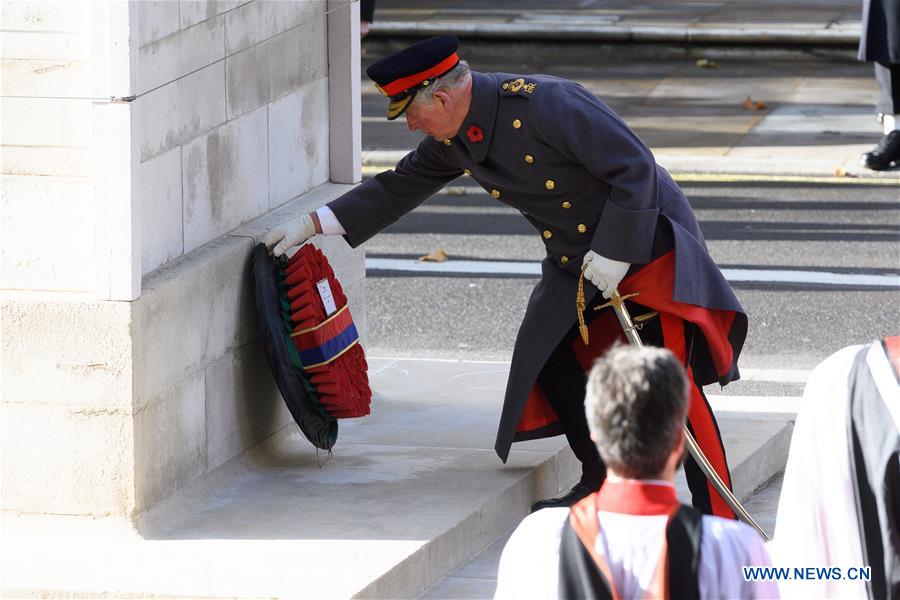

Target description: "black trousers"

left=875, top=62, right=900, bottom=115
left=537, top=301, right=730, bottom=516
left=360, top=0, right=376, bottom=23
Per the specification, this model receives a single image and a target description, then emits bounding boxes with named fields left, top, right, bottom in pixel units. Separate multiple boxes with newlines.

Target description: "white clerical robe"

left=494, top=480, right=777, bottom=599
left=771, top=340, right=900, bottom=599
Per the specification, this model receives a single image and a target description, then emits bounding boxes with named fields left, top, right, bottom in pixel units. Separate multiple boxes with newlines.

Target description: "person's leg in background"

left=360, top=0, right=375, bottom=36
left=862, top=62, right=900, bottom=170
left=359, top=0, right=376, bottom=57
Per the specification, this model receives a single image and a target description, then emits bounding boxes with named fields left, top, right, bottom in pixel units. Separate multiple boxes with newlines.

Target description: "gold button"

left=561, top=201, right=571, bottom=209
left=513, top=119, right=522, bottom=129
left=463, top=168, right=472, bottom=176
left=543, top=230, right=553, bottom=239
left=577, top=224, right=587, bottom=234
left=524, top=154, right=534, bottom=163
left=443, top=138, right=452, bottom=146
left=545, top=180, right=555, bottom=190
left=491, top=189, right=501, bottom=199
left=560, top=256, right=570, bottom=265
left=502, top=82, right=509, bottom=90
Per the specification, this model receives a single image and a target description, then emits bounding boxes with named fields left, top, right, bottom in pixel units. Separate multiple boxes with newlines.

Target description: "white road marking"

left=365, top=257, right=900, bottom=288
left=368, top=258, right=541, bottom=276
left=738, top=368, right=809, bottom=383
left=707, top=395, right=803, bottom=415
left=361, top=116, right=406, bottom=124
left=724, top=268, right=899, bottom=287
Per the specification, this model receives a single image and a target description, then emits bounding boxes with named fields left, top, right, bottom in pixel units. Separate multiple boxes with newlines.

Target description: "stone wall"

left=1, top=1, right=95, bottom=293
left=1, top=295, right=137, bottom=515
left=131, top=185, right=365, bottom=512
left=1, top=0, right=363, bottom=518
left=137, top=0, right=332, bottom=274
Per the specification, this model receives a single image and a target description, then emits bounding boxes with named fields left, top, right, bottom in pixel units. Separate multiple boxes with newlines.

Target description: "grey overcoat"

left=329, top=71, right=747, bottom=461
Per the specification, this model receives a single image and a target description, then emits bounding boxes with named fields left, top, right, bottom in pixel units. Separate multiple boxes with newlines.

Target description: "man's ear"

left=432, top=90, right=452, bottom=112
left=674, top=431, right=686, bottom=457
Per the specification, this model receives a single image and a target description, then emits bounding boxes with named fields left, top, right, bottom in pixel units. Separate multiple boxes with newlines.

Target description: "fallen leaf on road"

left=696, top=58, right=719, bottom=69
left=743, top=96, right=768, bottom=110
left=419, top=248, right=449, bottom=262
left=834, top=167, right=857, bottom=178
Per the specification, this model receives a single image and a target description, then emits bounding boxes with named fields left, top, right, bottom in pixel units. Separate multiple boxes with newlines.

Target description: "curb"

left=370, top=21, right=859, bottom=47
left=731, top=420, right=794, bottom=503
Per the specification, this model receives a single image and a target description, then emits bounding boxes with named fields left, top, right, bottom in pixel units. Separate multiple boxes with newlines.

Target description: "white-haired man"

left=494, top=345, right=777, bottom=599
left=262, top=35, right=747, bottom=515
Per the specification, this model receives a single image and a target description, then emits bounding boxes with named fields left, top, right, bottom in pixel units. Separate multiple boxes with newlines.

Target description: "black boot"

left=861, top=130, right=900, bottom=170
left=531, top=481, right=597, bottom=512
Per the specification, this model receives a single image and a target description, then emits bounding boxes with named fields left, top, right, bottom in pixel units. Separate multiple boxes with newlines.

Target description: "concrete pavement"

left=2, top=357, right=793, bottom=599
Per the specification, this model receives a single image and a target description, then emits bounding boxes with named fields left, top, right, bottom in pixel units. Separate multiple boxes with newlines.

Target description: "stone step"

left=1, top=358, right=793, bottom=599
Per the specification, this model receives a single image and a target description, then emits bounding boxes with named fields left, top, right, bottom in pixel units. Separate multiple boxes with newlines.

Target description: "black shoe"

left=531, top=482, right=595, bottom=512
left=861, top=130, right=900, bottom=171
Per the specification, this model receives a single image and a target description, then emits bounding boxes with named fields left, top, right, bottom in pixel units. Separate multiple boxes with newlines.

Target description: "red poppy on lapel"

left=466, top=125, right=484, bottom=143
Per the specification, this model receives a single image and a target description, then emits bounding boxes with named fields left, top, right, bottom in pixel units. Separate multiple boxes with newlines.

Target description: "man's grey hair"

left=585, top=345, right=689, bottom=479
left=412, top=60, right=471, bottom=108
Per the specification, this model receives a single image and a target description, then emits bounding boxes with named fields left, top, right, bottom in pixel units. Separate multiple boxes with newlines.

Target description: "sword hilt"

left=598, top=291, right=644, bottom=348
left=594, top=292, right=640, bottom=312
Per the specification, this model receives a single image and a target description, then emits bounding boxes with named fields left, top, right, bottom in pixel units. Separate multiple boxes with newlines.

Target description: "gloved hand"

left=582, top=251, right=630, bottom=300
left=262, top=213, right=317, bottom=257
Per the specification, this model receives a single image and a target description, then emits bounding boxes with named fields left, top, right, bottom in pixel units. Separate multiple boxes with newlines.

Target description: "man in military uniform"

left=263, top=36, right=747, bottom=517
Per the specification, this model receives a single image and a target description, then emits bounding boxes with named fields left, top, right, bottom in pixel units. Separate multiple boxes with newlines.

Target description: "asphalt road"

left=361, top=180, right=899, bottom=395
left=357, top=52, right=900, bottom=398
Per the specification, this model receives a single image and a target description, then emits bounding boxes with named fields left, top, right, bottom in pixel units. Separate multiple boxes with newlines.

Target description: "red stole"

left=569, top=480, right=680, bottom=600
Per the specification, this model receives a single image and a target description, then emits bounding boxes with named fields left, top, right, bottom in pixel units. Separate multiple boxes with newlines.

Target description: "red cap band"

left=381, top=53, right=460, bottom=97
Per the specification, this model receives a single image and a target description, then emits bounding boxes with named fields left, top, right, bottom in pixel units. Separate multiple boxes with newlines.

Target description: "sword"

left=578, top=275, right=770, bottom=540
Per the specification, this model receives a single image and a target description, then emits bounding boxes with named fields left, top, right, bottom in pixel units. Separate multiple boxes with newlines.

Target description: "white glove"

left=262, top=213, right=317, bottom=257
left=582, top=251, right=630, bottom=300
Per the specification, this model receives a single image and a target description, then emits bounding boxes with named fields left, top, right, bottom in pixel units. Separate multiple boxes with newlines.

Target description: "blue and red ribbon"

left=290, top=305, right=360, bottom=369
